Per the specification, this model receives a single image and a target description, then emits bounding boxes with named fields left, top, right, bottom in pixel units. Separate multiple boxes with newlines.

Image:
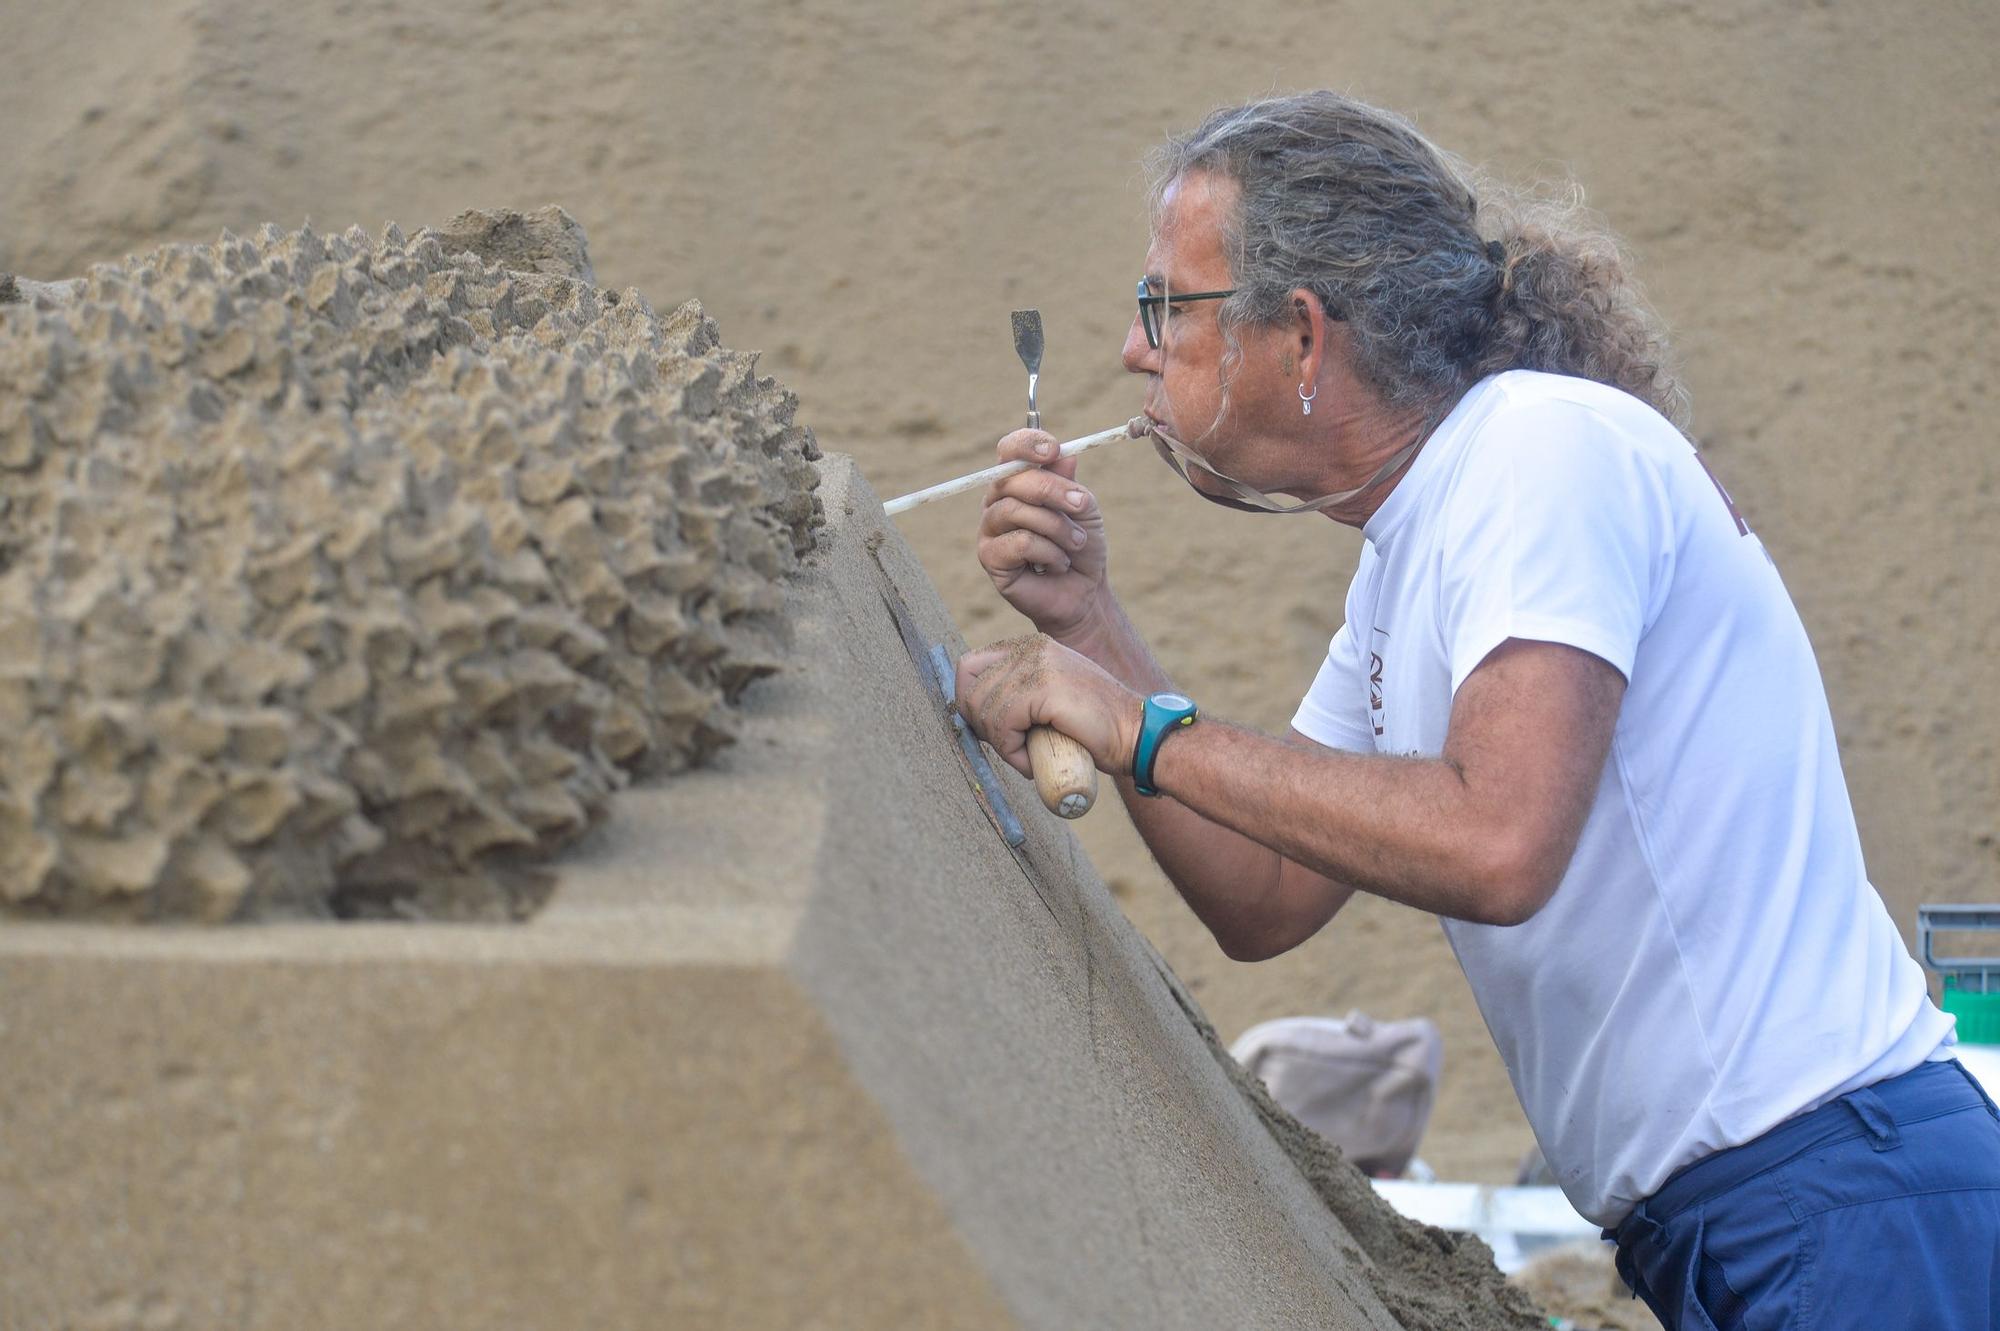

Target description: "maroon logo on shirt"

left=1369, top=628, right=1389, bottom=737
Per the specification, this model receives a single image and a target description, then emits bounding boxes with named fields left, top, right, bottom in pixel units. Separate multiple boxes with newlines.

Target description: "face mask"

left=1142, top=418, right=1424, bottom=516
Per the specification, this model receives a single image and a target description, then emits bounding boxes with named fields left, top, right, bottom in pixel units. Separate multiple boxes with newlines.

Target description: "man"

left=957, top=92, right=1999, bottom=1329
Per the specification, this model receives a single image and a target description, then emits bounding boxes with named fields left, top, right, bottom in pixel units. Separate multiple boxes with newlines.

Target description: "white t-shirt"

left=1290, top=371, right=1954, bottom=1227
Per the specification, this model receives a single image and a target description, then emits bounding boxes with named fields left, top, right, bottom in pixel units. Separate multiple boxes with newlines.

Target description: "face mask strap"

left=1145, top=422, right=1423, bottom=515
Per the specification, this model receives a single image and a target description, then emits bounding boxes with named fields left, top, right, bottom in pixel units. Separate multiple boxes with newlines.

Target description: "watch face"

left=1151, top=692, right=1193, bottom=710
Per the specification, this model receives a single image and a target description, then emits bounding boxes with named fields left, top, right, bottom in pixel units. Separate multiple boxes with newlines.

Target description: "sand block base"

left=1, top=944, right=1008, bottom=1329
left=1, top=459, right=1424, bottom=1330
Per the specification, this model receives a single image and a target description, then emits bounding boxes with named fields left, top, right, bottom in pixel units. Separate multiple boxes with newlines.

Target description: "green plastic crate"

left=1942, top=979, right=2000, bottom=1047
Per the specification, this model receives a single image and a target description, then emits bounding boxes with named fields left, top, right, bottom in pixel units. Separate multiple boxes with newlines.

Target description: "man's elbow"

left=1207, top=901, right=1316, bottom=962
left=1469, top=837, right=1566, bottom=927
left=1474, top=888, right=1550, bottom=929
left=1217, top=927, right=1295, bottom=964
left=1212, top=896, right=1343, bottom=962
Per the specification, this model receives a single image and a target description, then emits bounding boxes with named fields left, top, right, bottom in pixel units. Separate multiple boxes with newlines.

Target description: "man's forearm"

left=1054, top=591, right=1294, bottom=915
left=1050, top=587, right=1171, bottom=695
left=1145, top=715, right=1537, bottom=926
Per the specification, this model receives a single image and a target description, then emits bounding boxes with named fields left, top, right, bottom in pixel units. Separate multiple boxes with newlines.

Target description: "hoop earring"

left=1299, top=382, right=1317, bottom=416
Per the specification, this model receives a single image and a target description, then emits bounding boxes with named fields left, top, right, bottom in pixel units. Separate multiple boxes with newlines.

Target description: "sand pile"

left=1513, top=1242, right=1658, bottom=1331
left=1177, top=977, right=1544, bottom=1330
left=0, top=208, right=820, bottom=921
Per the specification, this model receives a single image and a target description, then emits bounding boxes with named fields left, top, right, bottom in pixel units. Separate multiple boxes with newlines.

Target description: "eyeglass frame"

left=1136, top=278, right=1235, bottom=350
left=1135, top=277, right=1348, bottom=350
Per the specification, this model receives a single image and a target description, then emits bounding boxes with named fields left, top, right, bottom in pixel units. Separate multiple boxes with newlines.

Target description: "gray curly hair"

left=1148, top=92, right=1687, bottom=429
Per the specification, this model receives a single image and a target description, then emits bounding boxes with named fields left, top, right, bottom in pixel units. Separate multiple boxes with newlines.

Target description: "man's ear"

left=1290, top=287, right=1329, bottom=387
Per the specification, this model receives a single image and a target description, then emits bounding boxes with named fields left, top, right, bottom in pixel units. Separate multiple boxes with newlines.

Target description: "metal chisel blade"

left=1009, top=309, right=1043, bottom=374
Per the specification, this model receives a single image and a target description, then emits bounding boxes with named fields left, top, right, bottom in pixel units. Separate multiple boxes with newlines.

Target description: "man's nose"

left=1121, top=312, right=1158, bottom=375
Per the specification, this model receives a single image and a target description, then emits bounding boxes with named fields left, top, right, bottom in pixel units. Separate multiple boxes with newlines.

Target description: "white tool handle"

left=883, top=421, right=1139, bottom=515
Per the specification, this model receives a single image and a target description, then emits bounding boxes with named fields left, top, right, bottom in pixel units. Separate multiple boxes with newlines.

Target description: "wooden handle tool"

left=1028, top=725, right=1097, bottom=819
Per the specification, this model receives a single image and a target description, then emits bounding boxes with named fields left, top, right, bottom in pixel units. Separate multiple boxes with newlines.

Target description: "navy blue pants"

left=1609, top=1059, right=2000, bottom=1330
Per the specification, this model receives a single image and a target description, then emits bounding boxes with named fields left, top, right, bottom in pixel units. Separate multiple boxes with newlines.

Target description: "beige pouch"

left=1229, top=1010, right=1443, bottom=1178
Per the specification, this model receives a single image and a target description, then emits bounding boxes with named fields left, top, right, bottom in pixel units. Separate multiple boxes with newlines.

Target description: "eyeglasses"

left=1136, top=277, right=1235, bottom=350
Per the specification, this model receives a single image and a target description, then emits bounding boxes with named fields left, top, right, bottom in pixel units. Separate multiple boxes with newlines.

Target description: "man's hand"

left=977, top=429, right=1109, bottom=642
left=957, top=634, right=1143, bottom=781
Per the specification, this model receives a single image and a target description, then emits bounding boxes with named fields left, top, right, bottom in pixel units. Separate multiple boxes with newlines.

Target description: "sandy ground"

left=4, top=0, right=1995, bottom=1193
left=1514, top=1242, right=1661, bottom=1331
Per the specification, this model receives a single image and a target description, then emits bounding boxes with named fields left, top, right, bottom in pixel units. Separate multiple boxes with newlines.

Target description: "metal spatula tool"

left=1006, top=308, right=1098, bottom=819
left=1011, top=309, right=1043, bottom=431
left=883, top=310, right=1138, bottom=514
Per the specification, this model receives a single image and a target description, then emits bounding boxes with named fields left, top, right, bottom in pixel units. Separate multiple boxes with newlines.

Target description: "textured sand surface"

left=1513, top=1242, right=1663, bottom=1331
left=3, top=0, right=1993, bottom=1180
left=0, top=455, right=1542, bottom=1331
left=0, top=210, right=819, bottom=919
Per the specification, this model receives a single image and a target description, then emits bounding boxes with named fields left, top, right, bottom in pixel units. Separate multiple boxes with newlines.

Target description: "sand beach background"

left=4, top=0, right=1995, bottom=1184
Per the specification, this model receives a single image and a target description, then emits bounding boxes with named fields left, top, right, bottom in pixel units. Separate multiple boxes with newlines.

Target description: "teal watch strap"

left=1133, top=691, right=1198, bottom=797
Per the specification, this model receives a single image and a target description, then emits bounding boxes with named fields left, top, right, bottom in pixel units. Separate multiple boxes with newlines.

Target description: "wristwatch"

left=1132, top=691, right=1199, bottom=797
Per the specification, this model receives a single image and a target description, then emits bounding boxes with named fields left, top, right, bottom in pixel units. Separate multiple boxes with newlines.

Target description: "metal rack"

left=1918, top=904, right=2000, bottom=994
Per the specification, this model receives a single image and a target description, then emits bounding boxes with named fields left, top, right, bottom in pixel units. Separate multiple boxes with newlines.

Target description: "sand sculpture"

left=1, top=452, right=1542, bottom=1330
left=0, top=210, right=1542, bottom=1329
left=0, top=208, right=821, bottom=920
